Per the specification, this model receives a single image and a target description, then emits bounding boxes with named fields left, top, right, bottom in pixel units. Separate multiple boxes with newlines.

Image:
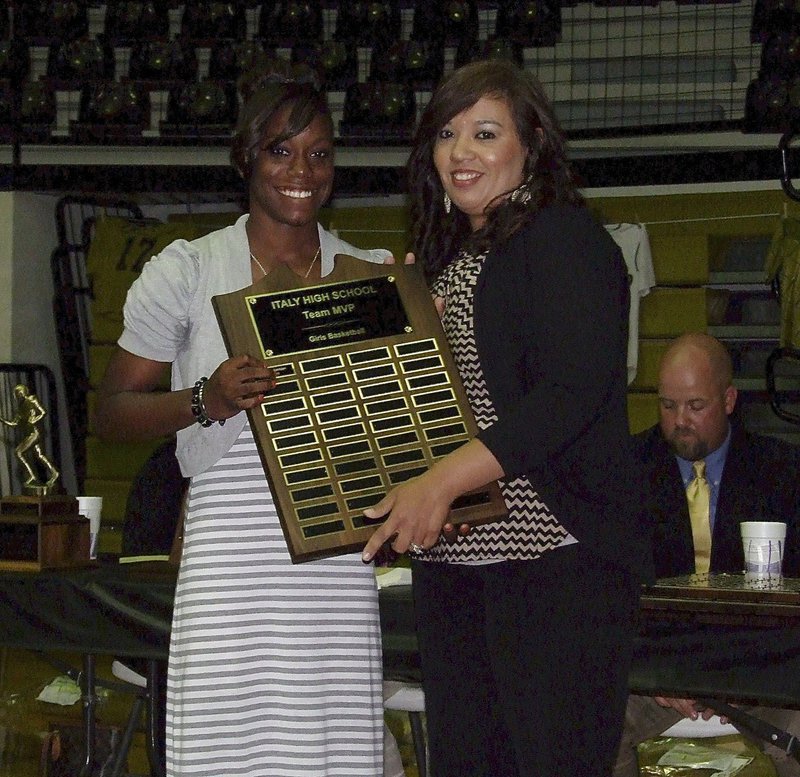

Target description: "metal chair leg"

left=108, top=695, right=145, bottom=777
left=408, top=711, right=427, bottom=777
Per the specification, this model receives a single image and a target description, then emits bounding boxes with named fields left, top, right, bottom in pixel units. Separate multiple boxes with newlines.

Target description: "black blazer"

left=634, top=423, right=800, bottom=578
left=474, top=204, right=650, bottom=578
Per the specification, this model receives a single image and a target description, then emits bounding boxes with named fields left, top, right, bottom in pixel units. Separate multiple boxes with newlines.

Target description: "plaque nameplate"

left=213, top=256, right=507, bottom=562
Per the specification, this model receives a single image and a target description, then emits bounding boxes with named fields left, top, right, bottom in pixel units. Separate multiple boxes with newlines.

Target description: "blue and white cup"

left=741, top=521, right=786, bottom=577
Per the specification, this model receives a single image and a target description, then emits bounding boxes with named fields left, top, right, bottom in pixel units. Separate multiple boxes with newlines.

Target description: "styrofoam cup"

left=740, top=521, right=786, bottom=576
left=77, top=496, right=103, bottom=560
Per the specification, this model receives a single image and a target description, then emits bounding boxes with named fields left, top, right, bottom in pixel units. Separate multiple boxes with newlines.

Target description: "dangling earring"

left=511, top=186, right=531, bottom=205
left=443, top=192, right=451, bottom=214
left=511, top=175, right=534, bottom=205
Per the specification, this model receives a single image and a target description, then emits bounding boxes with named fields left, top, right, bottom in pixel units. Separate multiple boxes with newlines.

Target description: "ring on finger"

left=408, top=542, right=425, bottom=555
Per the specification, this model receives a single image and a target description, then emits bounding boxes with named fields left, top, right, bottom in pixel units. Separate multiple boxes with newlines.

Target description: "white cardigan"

left=119, top=213, right=391, bottom=476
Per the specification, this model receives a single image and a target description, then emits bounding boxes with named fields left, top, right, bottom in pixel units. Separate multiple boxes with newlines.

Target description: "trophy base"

left=22, top=483, right=58, bottom=498
left=0, top=495, right=91, bottom=571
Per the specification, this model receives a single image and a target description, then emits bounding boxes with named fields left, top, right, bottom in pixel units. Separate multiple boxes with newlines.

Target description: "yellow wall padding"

left=87, top=215, right=213, bottom=344
left=640, top=288, right=708, bottom=338
left=85, top=436, right=165, bottom=482
left=627, top=392, right=660, bottom=434
left=321, top=205, right=412, bottom=261
left=629, top=339, right=672, bottom=391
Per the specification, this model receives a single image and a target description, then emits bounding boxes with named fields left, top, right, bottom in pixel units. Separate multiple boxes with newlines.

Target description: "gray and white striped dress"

left=167, top=423, right=383, bottom=776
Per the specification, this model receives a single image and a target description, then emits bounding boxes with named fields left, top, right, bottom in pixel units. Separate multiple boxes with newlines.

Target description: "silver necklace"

left=249, top=246, right=321, bottom=279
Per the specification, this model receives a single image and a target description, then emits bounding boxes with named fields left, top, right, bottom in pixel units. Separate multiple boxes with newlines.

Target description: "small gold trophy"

left=0, top=383, right=89, bottom=570
left=1, top=384, right=60, bottom=495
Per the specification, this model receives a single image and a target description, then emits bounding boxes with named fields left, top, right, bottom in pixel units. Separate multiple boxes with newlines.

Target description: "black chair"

left=743, top=72, right=798, bottom=134
left=209, top=38, right=270, bottom=80
left=104, top=0, right=170, bottom=44
left=46, top=36, right=116, bottom=86
left=766, top=347, right=800, bottom=426
left=0, top=79, right=11, bottom=142
left=291, top=40, right=358, bottom=91
left=0, top=38, right=29, bottom=83
left=411, top=0, right=478, bottom=45
left=51, top=196, right=145, bottom=492
left=70, top=79, right=150, bottom=142
left=258, top=1, right=323, bottom=46
left=0, top=363, right=62, bottom=498
left=455, top=35, right=525, bottom=69
left=0, top=1, right=9, bottom=38
left=128, top=37, right=199, bottom=85
left=369, top=39, right=444, bottom=91
left=160, top=79, right=238, bottom=139
left=104, top=438, right=186, bottom=777
left=19, top=79, right=57, bottom=141
left=14, top=0, right=90, bottom=43
left=495, top=0, right=562, bottom=46
left=751, top=0, right=800, bottom=42
left=334, top=1, right=401, bottom=47
left=180, top=1, right=248, bottom=42
left=340, top=81, right=416, bottom=142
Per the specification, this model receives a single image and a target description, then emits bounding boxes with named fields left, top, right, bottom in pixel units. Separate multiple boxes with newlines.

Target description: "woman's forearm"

left=94, top=387, right=197, bottom=442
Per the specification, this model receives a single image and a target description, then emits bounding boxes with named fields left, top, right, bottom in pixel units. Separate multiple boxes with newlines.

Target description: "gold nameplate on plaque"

left=212, top=256, right=507, bottom=563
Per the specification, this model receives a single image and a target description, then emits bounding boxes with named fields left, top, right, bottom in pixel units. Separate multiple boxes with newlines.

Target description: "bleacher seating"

left=0, top=2, right=9, bottom=38
left=258, top=1, right=324, bottom=46
left=0, top=37, right=30, bottom=82
left=291, top=40, right=357, bottom=90
left=333, top=1, right=402, bottom=47
left=70, top=79, right=150, bottom=142
left=209, top=38, right=270, bottom=80
left=180, top=2, right=248, bottom=43
left=0, top=78, right=11, bottom=142
left=494, top=0, right=562, bottom=47
left=340, top=80, right=416, bottom=142
left=15, top=0, right=90, bottom=43
left=160, top=78, right=238, bottom=138
left=19, top=79, right=57, bottom=141
left=104, top=1, right=170, bottom=44
left=127, top=37, right=199, bottom=84
left=369, top=40, right=445, bottom=91
left=46, top=36, right=116, bottom=85
left=0, top=0, right=767, bottom=142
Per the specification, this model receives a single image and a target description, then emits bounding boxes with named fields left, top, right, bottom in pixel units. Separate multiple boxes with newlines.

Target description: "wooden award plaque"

left=213, top=256, right=507, bottom=562
left=0, top=495, right=91, bottom=571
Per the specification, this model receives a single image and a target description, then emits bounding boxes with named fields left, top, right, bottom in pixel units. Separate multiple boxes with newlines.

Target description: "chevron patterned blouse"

left=424, top=249, right=571, bottom=563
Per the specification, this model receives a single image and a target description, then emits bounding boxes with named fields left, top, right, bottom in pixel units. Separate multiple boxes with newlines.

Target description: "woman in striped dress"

left=95, top=62, right=397, bottom=777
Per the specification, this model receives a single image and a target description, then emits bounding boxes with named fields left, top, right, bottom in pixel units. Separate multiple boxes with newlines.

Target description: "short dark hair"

left=230, top=60, right=332, bottom=182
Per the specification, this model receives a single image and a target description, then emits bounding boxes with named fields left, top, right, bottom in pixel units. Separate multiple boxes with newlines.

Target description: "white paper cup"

left=740, top=521, right=786, bottom=576
left=77, top=496, right=103, bottom=560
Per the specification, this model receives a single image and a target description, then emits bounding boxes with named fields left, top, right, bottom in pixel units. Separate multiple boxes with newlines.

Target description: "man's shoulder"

left=733, top=425, right=800, bottom=466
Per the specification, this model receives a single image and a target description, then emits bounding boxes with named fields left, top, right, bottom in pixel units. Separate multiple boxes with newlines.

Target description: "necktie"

left=686, top=459, right=711, bottom=573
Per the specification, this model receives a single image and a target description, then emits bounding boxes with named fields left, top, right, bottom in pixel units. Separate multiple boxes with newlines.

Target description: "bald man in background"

left=614, top=332, right=800, bottom=777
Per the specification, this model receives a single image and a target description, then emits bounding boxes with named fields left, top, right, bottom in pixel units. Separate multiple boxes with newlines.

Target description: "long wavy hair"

left=230, top=60, right=332, bottom=184
left=407, top=59, right=584, bottom=280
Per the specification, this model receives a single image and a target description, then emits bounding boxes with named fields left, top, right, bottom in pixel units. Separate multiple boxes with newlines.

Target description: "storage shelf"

left=708, top=325, right=780, bottom=340
left=707, top=271, right=770, bottom=287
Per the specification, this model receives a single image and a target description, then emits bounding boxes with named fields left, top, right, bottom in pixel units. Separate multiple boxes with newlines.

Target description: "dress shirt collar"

left=675, top=424, right=731, bottom=489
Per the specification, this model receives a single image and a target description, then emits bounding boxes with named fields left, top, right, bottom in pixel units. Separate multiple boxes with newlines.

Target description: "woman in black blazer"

left=362, top=59, right=649, bottom=776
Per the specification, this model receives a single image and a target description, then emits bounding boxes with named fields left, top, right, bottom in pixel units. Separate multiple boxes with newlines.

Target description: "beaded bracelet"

left=191, top=377, right=225, bottom=427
